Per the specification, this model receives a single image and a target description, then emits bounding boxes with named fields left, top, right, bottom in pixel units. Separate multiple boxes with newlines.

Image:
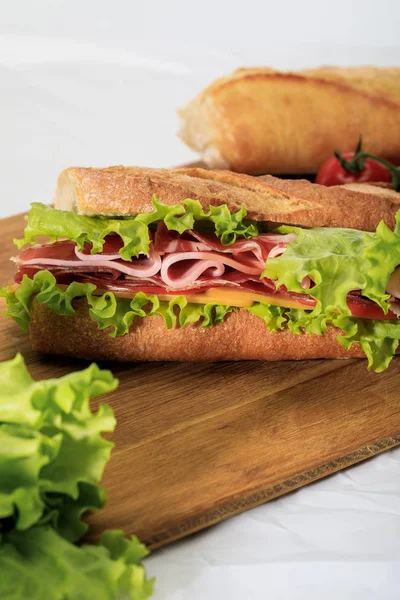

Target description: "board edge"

left=147, top=431, right=400, bottom=549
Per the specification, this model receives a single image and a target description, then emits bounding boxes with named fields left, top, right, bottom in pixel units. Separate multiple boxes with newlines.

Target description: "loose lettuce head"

left=0, top=354, right=117, bottom=538
left=14, top=196, right=259, bottom=260
left=0, top=355, right=154, bottom=599
left=0, top=527, right=153, bottom=600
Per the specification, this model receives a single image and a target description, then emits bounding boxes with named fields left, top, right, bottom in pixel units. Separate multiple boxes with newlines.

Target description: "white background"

left=1, top=1, right=400, bottom=598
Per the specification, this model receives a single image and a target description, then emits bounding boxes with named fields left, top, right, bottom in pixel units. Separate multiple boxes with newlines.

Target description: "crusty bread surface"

left=54, top=166, right=314, bottom=217
left=178, top=66, right=400, bottom=175
left=30, top=298, right=366, bottom=362
left=54, top=166, right=400, bottom=231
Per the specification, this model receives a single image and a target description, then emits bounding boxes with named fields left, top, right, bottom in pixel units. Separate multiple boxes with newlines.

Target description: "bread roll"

left=178, top=66, right=400, bottom=175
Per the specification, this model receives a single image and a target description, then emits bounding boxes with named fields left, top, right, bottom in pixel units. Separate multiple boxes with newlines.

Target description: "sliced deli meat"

left=16, top=226, right=289, bottom=290
left=14, top=225, right=400, bottom=320
left=153, top=222, right=296, bottom=260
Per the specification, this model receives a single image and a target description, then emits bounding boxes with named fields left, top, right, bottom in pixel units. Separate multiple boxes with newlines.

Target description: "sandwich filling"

left=3, top=197, right=400, bottom=372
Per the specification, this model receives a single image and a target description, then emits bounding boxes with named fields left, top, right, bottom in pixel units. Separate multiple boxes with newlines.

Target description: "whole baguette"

left=54, top=166, right=400, bottom=231
left=178, top=66, right=400, bottom=175
left=30, top=298, right=366, bottom=362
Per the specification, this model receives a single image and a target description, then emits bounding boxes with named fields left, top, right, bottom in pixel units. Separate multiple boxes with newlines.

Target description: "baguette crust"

left=54, top=166, right=400, bottom=231
left=178, top=66, right=400, bottom=174
left=30, top=298, right=366, bottom=362
left=54, top=166, right=314, bottom=218
left=258, top=174, right=400, bottom=230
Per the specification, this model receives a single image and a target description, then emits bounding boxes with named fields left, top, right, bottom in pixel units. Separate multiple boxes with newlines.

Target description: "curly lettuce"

left=0, top=527, right=153, bottom=600
left=263, top=212, right=400, bottom=320
left=246, top=302, right=286, bottom=332
left=1, top=271, right=237, bottom=336
left=257, top=212, right=400, bottom=371
left=0, top=354, right=154, bottom=599
left=14, top=196, right=259, bottom=260
left=0, top=354, right=117, bottom=537
left=248, top=302, right=400, bottom=372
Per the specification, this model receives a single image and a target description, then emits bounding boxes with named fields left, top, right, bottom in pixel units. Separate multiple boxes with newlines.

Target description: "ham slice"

left=160, top=251, right=264, bottom=288
left=153, top=222, right=296, bottom=262
left=17, top=242, right=162, bottom=278
left=15, top=225, right=297, bottom=291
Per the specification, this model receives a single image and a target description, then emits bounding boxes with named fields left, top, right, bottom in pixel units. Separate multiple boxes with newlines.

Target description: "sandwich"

left=178, top=66, right=400, bottom=175
left=2, top=166, right=400, bottom=371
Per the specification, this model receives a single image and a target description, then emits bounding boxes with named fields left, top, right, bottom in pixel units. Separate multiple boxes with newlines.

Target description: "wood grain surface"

left=1, top=211, right=400, bottom=549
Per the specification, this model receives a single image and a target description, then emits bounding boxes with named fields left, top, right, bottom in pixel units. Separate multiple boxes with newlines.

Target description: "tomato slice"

left=346, top=295, right=396, bottom=320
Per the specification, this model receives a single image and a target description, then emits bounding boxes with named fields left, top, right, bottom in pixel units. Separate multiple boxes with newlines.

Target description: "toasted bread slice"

left=178, top=66, right=400, bottom=174
left=54, top=166, right=400, bottom=231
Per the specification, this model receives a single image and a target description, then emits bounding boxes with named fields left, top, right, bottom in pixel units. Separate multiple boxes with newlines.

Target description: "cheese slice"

left=158, top=288, right=307, bottom=309
left=107, top=287, right=313, bottom=310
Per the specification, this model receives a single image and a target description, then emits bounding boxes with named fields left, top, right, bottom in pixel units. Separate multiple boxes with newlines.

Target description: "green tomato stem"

left=334, top=135, right=400, bottom=191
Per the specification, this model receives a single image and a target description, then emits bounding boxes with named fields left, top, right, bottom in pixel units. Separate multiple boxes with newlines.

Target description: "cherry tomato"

left=316, top=152, right=392, bottom=186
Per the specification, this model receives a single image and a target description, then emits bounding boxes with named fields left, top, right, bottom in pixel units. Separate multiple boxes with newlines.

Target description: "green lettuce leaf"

left=263, top=214, right=400, bottom=320
left=333, top=314, right=400, bottom=372
left=259, top=215, right=400, bottom=371
left=0, top=356, right=154, bottom=598
left=0, top=526, right=154, bottom=600
left=246, top=302, right=286, bottom=332
left=1, top=271, right=237, bottom=336
left=15, top=197, right=259, bottom=259
left=0, top=354, right=117, bottom=538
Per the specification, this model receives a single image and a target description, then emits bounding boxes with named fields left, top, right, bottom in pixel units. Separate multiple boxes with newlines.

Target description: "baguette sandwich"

left=3, top=166, right=400, bottom=371
left=179, top=66, right=400, bottom=175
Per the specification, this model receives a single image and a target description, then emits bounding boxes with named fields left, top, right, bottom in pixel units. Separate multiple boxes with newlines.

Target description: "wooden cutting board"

left=1, top=212, right=400, bottom=550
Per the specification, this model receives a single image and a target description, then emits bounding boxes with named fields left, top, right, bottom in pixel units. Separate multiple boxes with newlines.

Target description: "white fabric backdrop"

left=1, top=2, right=400, bottom=597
